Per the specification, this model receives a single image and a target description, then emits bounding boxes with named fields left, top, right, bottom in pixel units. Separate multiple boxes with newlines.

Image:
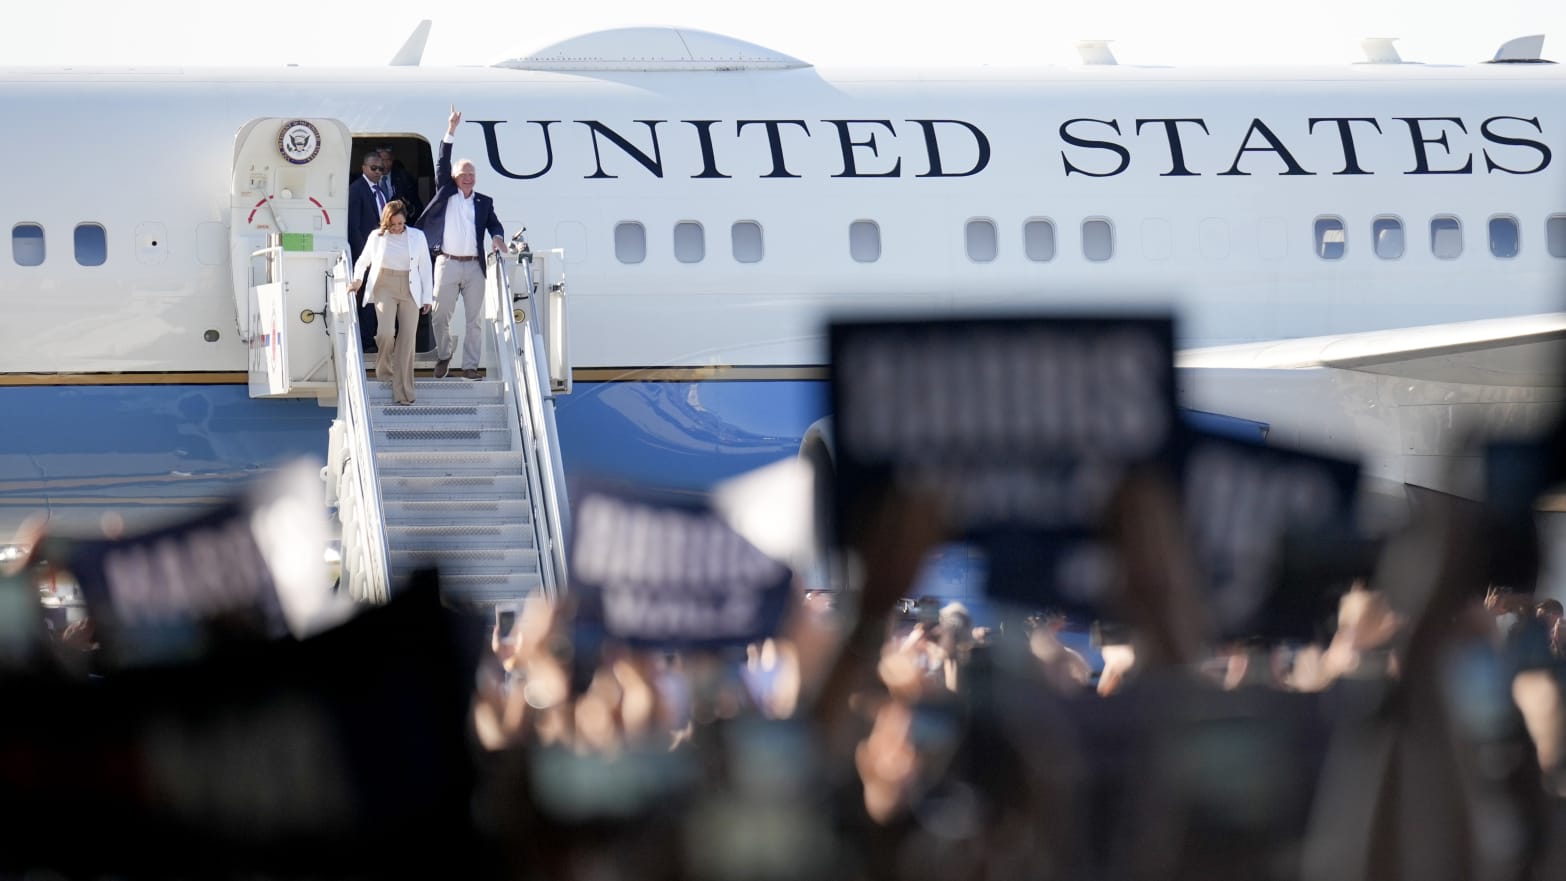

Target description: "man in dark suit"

left=376, top=145, right=422, bottom=225
left=417, top=107, right=506, bottom=379
left=348, top=152, right=388, bottom=351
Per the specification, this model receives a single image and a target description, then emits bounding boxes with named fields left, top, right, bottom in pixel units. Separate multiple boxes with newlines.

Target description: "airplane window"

left=1023, top=219, right=1055, bottom=261
left=12, top=223, right=44, bottom=266
left=674, top=222, right=705, bottom=264
left=1257, top=218, right=1288, bottom=260
left=1314, top=217, right=1346, bottom=260
left=74, top=223, right=107, bottom=267
left=1430, top=216, right=1462, bottom=259
left=1489, top=216, right=1519, bottom=259
left=1372, top=217, right=1404, bottom=260
left=614, top=222, right=646, bottom=264
left=1082, top=219, right=1114, bottom=262
left=965, top=219, right=998, bottom=263
left=1550, top=216, right=1566, bottom=259
left=850, top=221, right=881, bottom=263
left=1198, top=218, right=1229, bottom=260
left=1142, top=219, right=1172, bottom=261
left=732, top=221, right=764, bottom=263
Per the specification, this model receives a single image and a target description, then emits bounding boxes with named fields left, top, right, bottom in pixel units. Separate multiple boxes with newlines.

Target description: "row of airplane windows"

left=12, top=224, right=106, bottom=267
left=1313, top=215, right=1566, bottom=261
left=14, top=217, right=1566, bottom=268
left=612, top=216, right=1566, bottom=265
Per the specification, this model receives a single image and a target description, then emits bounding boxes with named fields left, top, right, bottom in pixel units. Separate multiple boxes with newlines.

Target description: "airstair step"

left=380, top=473, right=530, bottom=499
left=383, top=498, right=532, bottom=523
left=376, top=450, right=524, bottom=476
left=390, top=547, right=542, bottom=574
left=367, top=403, right=510, bottom=430
left=367, top=379, right=503, bottom=403
left=429, top=570, right=546, bottom=602
left=371, top=425, right=513, bottom=451
left=385, top=522, right=536, bottom=551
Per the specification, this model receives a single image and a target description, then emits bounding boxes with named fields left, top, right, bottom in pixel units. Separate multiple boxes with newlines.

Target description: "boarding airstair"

left=324, top=246, right=571, bottom=605
left=228, top=117, right=571, bottom=606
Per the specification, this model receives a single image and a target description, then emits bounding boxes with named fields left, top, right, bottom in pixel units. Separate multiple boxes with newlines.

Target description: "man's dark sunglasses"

left=366, top=164, right=383, bottom=172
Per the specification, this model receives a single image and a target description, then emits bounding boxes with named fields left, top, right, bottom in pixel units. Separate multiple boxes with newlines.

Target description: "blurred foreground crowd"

left=465, top=481, right=1566, bottom=881
left=5, top=479, right=1566, bottom=881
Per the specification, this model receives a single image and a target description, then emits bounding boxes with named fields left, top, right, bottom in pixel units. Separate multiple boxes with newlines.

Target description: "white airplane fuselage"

left=2, top=56, right=1564, bottom=531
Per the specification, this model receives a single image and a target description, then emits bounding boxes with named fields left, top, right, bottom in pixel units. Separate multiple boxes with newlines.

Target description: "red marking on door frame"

left=245, top=194, right=328, bottom=226
left=246, top=195, right=273, bottom=224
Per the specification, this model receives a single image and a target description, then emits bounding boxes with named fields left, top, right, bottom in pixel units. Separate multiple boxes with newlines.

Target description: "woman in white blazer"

left=350, top=201, right=435, bottom=405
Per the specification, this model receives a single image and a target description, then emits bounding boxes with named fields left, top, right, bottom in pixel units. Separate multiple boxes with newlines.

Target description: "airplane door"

left=231, top=118, right=352, bottom=341
left=229, top=118, right=352, bottom=397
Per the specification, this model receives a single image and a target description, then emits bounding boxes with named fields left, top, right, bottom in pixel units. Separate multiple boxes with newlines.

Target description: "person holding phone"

left=491, top=602, right=522, bottom=672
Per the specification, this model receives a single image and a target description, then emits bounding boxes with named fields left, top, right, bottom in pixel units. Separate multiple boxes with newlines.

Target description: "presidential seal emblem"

left=277, top=120, right=322, bottom=165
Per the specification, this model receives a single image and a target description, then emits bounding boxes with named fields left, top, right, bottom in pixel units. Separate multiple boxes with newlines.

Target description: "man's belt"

left=435, top=251, right=478, bottom=262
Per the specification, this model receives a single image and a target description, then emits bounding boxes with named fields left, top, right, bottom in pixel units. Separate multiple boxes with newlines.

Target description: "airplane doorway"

left=350, top=134, right=434, bottom=225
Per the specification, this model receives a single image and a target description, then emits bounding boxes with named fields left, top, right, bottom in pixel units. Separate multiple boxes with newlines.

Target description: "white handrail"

left=487, top=250, right=570, bottom=596
left=321, top=251, right=391, bottom=601
left=517, top=263, right=573, bottom=568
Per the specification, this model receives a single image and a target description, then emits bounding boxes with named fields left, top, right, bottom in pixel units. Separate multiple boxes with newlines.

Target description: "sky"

left=4, top=0, right=1565, bottom=69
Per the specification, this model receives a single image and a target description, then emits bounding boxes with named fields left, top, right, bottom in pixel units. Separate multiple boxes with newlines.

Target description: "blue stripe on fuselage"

left=0, top=381, right=1265, bottom=536
left=556, top=380, right=829, bottom=489
left=0, top=385, right=334, bottom=532
left=0, top=380, right=832, bottom=534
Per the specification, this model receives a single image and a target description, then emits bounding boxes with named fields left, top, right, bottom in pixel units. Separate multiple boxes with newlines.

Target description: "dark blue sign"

left=828, top=315, right=1178, bottom=613
left=1179, top=429, right=1361, bottom=641
left=1485, top=437, right=1560, bottom=517
left=569, top=484, right=793, bottom=649
left=1480, top=436, right=1560, bottom=592
left=70, top=500, right=289, bottom=666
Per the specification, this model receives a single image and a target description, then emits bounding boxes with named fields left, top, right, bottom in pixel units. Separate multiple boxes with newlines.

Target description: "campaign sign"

left=1485, top=437, right=1561, bottom=517
left=69, top=500, right=290, bottom=667
left=569, top=484, right=794, bottom=650
left=1478, top=437, right=1559, bottom=590
left=1179, top=429, right=1361, bottom=641
left=829, top=315, right=1177, bottom=611
left=63, top=461, right=336, bottom=668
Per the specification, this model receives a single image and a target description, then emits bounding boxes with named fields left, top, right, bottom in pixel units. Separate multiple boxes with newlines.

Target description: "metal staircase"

left=368, top=379, right=543, bottom=598
left=314, top=245, right=570, bottom=607
left=229, top=116, right=569, bottom=607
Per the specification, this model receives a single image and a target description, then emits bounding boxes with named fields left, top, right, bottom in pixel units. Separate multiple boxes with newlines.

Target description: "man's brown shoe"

left=433, top=358, right=451, bottom=378
left=463, top=368, right=481, bottom=380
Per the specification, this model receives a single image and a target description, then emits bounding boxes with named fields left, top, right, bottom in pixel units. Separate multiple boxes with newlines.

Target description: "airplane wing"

left=1178, top=313, right=1566, bottom=388
left=1177, top=313, right=1566, bottom=503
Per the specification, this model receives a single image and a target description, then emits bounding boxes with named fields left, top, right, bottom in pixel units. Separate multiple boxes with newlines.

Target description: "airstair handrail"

left=488, top=248, right=570, bottom=596
left=320, top=250, right=391, bottom=602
